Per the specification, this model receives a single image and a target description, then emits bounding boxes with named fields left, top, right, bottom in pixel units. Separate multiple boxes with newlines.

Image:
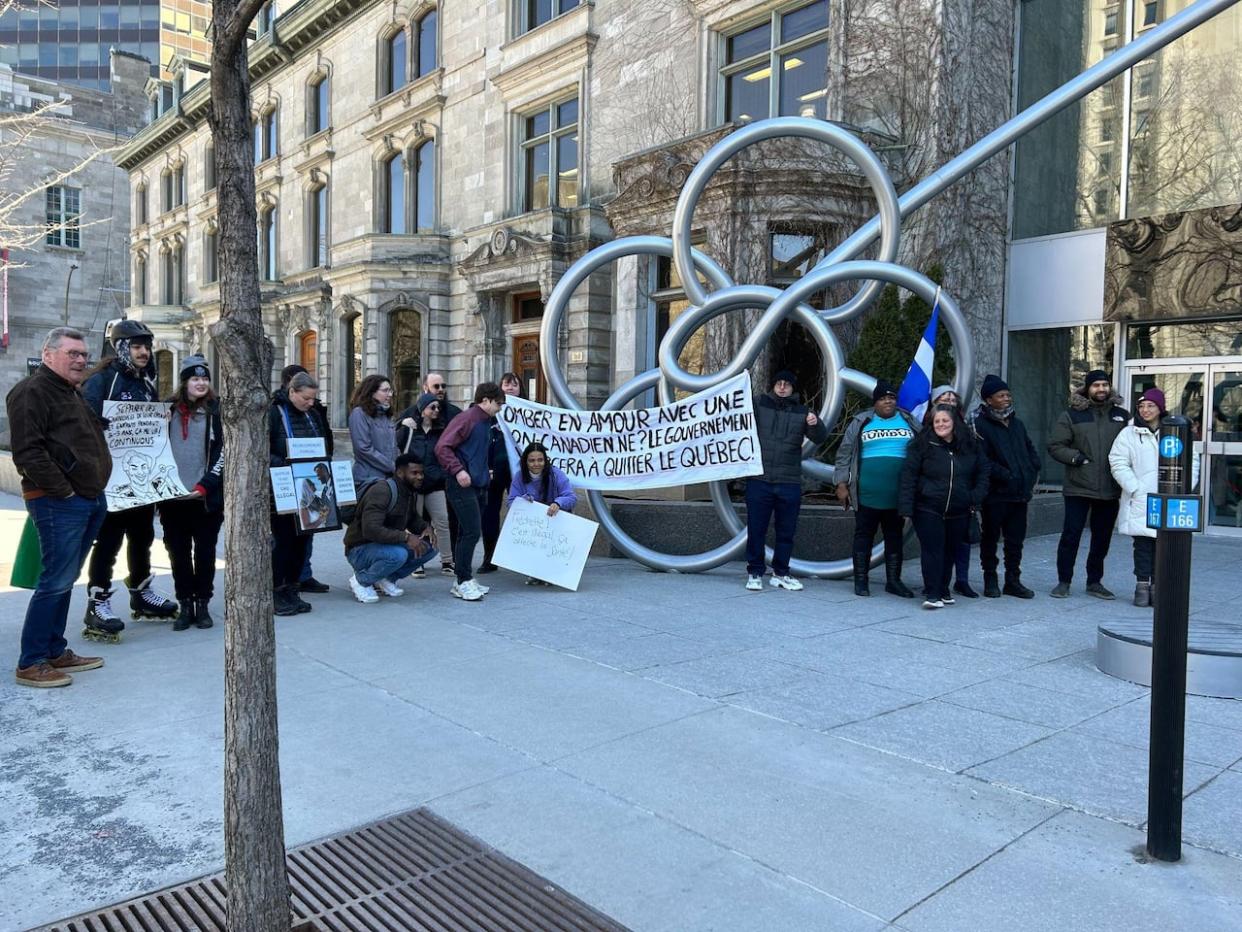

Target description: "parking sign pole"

left=1147, top=414, right=1195, bottom=862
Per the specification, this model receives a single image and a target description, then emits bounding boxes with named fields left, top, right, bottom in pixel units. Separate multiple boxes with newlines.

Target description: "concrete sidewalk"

left=1, top=491, right=1240, bottom=931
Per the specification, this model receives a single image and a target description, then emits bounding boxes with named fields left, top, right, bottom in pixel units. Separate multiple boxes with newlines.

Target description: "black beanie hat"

left=772, top=369, right=798, bottom=389
left=179, top=354, right=210, bottom=382
left=979, top=374, right=1009, bottom=400
left=872, top=379, right=898, bottom=401
left=1084, top=369, right=1111, bottom=388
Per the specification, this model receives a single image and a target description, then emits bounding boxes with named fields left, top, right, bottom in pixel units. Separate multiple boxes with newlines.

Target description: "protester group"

left=9, top=323, right=1173, bottom=688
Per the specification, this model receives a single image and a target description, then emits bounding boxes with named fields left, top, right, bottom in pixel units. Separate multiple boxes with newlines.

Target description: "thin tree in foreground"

left=207, top=1, right=290, bottom=929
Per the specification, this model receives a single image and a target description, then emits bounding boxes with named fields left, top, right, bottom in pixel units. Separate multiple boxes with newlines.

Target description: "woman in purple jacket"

left=507, top=442, right=578, bottom=585
left=507, top=442, right=578, bottom=516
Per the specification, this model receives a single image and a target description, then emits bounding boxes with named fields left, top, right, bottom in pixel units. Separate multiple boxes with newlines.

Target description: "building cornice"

left=117, top=0, right=379, bottom=171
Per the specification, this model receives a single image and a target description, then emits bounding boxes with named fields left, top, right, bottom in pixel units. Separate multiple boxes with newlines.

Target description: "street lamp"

left=62, top=263, right=79, bottom=326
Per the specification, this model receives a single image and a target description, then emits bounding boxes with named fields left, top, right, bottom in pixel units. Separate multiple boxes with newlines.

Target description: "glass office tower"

left=0, top=0, right=211, bottom=90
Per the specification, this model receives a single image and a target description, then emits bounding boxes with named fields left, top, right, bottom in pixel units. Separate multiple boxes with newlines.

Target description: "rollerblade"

left=83, top=587, right=125, bottom=643
left=129, top=575, right=179, bottom=621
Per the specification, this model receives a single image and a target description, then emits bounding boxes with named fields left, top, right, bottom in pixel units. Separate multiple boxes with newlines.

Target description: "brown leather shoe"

left=48, top=649, right=104, bottom=673
left=15, top=663, right=72, bottom=688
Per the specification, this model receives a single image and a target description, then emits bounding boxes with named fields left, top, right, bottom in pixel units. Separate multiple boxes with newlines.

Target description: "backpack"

left=339, top=477, right=400, bottom=526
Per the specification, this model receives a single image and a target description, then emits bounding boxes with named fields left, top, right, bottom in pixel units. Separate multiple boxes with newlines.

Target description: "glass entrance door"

left=1125, top=362, right=1242, bottom=536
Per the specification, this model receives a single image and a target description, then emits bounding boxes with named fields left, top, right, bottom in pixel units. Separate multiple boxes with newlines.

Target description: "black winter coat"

left=972, top=405, right=1041, bottom=503
left=1047, top=389, right=1130, bottom=499
left=269, top=390, right=327, bottom=467
left=753, top=391, right=829, bottom=484
left=82, top=358, right=158, bottom=419
left=898, top=436, right=990, bottom=519
left=396, top=422, right=447, bottom=492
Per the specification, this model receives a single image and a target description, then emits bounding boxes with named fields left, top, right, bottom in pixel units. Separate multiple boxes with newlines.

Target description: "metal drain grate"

left=38, top=808, right=630, bottom=932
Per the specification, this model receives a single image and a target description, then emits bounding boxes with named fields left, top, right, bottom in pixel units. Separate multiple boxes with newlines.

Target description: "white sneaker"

left=922, top=598, right=944, bottom=610
left=457, top=579, right=485, bottom=601
left=374, top=578, right=404, bottom=598
left=769, top=575, right=803, bottom=591
left=941, top=594, right=955, bottom=605
left=475, top=581, right=490, bottom=595
left=348, top=575, right=379, bottom=604
left=745, top=575, right=763, bottom=591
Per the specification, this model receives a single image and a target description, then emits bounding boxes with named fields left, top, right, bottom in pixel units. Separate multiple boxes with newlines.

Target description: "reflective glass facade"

left=0, top=1, right=211, bottom=89
left=1012, top=0, right=1242, bottom=239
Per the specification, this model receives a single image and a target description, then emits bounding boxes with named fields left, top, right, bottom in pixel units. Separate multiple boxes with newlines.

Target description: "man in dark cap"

left=834, top=379, right=921, bottom=597
left=743, top=369, right=829, bottom=591
left=1047, top=369, right=1130, bottom=599
left=972, top=374, right=1041, bottom=598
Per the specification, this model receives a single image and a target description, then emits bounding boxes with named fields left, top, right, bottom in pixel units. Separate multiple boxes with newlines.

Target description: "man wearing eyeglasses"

left=7, top=327, right=112, bottom=688
left=422, top=372, right=462, bottom=424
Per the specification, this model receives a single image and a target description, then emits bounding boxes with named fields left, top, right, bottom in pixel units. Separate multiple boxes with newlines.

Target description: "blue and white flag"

left=896, top=289, right=940, bottom=422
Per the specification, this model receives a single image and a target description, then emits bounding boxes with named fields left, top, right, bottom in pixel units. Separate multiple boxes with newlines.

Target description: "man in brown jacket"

left=343, top=455, right=437, bottom=604
left=7, top=327, right=113, bottom=687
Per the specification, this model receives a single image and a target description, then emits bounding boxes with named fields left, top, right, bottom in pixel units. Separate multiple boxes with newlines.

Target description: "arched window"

left=204, top=142, right=216, bottom=191
left=415, top=10, right=437, bottom=78
left=383, top=29, right=407, bottom=95
left=161, top=170, right=173, bottom=211
left=136, top=183, right=148, bottom=224
left=135, top=257, right=147, bottom=304
left=253, top=118, right=262, bottom=164
left=308, top=74, right=329, bottom=135
left=414, top=139, right=435, bottom=232
left=298, top=330, right=318, bottom=374
left=259, top=206, right=277, bottom=279
left=307, top=183, right=329, bottom=268
left=389, top=308, right=423, bottom=413
left=204, top=227, right=218, bottom=283
left=344, top=313, right=363, bottom=399
left=262, top=107, right=279, bottom=160
left=162, top=245, right=183, bottom=304
left=383, top=152, right=405, bottom=234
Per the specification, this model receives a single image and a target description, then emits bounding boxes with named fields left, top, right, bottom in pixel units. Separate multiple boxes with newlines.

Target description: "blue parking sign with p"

left=1160, top=435, right=1183, bottom=458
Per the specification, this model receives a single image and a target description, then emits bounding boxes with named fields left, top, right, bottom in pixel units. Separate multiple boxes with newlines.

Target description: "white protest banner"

left=102, top=401, right=191, bottom=511
left=493, top=497, right=599, bottom=590
left=270, top=467, right=298, bottom=514
left=497, top=372, right=762, bottom=491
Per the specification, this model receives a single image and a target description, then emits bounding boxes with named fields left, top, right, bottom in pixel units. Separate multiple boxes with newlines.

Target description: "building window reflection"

left=719, top=0, right=829, bottom=124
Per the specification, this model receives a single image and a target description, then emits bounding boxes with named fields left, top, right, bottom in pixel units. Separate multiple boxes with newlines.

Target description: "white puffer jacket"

left=1108, top=423, right=1200, bottom=538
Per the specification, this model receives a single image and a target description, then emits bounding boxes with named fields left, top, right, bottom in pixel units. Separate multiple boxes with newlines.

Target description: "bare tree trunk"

left=208, top=2, right=289, bottom=929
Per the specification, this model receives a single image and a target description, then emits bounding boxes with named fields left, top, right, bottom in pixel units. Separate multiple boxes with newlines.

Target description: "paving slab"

left=432, top=766, right=887, bottom=932
left=1071, top=696, right=1242, bottom=768
left=899, top=810, right=1242, bottom=932
left=726, top=670, right=924, bottom=730
left=556, top=705, right=1057, bottom=921
left=938, top=679, right=1129, bottom=730
left=1183, top=770, right=1242, bottom=858
left=968, top=730, right=1221, bottom=827
left=832, top=699, right=1055, bottom=773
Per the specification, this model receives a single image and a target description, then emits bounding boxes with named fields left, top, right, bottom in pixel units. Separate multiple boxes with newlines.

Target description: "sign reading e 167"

left=1145, top=493, right=1202, bottom=532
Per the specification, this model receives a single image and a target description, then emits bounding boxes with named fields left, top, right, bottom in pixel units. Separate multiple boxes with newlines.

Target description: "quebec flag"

left=896, top=289, right=940, bottom=422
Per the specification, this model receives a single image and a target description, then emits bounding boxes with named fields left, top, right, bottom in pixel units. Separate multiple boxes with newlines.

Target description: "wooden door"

left=513, top=334, right=545, bottom=403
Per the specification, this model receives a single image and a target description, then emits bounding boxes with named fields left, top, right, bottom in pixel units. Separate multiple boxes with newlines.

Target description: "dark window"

left=384, top=29, right=407, bottom=95
left=415, top=139, right=435, bottom=231
left=521, top=97, right=577, bottom=211
left=415, top=11, right=437, bottom=78
left=205, top=144, right=216, bottom=191
left=519, top=0, right=579, bottom=35
left=384, top=152, right=405, bottom=234
left=514, top=292, right=544, bottom=322
left=309, top=186, right=328, bottom=268
left=45, top=185, right=81, bottom=248
left=309, top=75, right=329, bottom=134
left=722, top=1, right=829, bottom=123
left=1143, top=1, right=1159, bottom=26
left=262, top=108, right=278, bottom=160
left=136, top=257, right=147, bottom=304
left=136, top=184, right=148, bottom=224
left=260, top=207, right=278, bottom=279
left=204, top=229, right=218, bottom=283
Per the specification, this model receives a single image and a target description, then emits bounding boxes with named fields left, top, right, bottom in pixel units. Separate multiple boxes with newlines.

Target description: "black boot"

left=884, top=554, right=914, bottom=598
left=173, top=601, right=195, bottom=631
left=1003, top=572, right=1035, bottom=599
left=983, top=571, right=1001, bottom=598
left=273, top=586, right=300, bottom=617
left=291, top=588, right=313, bottom=613
left=852, top=550, right=871, bottom=597
left=195, top=598, right=214, bottom=629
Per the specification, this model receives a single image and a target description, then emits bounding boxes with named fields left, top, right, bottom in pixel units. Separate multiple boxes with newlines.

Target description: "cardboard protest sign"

left=270, top=467, right=298, bottom=514
left=497, top=372, right=762, bottom=491
left=493, top=497, right=598, bottom=590
left=102, top=401, right=191, bottom=511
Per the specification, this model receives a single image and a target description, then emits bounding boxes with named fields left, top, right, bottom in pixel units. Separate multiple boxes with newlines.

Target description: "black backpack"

left=339, top=477, right=400, bottom=526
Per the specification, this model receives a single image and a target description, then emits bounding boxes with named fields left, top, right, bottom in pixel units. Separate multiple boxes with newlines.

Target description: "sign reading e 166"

left=1145, top=493, right=1202, bottom=532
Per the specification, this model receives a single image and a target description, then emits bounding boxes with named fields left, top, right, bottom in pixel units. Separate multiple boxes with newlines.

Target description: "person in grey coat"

left=348, top=374, right=398, bottom=485
left=744, top=370, right=829, bottom=592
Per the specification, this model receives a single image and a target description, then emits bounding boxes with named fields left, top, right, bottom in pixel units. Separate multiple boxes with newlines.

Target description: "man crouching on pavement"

left=8, top=327, right=112, bottom=687
left=344, top=454, right=438, bottom=604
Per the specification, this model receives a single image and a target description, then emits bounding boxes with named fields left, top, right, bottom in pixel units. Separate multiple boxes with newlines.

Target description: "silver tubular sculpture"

left=538, top=0, right=1240, bottom=576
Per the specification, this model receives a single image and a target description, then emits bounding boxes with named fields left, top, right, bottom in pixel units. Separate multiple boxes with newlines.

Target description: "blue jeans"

left=745, top=479, right=802, bottom=576
left=346, top=542, right=437, bottom=587
left=21, top=494, right=107, bottom=668
left=299, top=535, right=314, bottom=583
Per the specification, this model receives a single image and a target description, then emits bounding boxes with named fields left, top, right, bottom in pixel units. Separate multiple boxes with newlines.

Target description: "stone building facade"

left=0, top=51, right=150, bottom=445
left=114, top=0, right=1015, bottom=429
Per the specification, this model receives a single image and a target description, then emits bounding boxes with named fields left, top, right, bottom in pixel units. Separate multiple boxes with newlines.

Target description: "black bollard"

left=1146, top=414, right=1196, bottom=862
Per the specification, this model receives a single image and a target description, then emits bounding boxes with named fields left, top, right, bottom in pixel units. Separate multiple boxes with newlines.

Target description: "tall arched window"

left=415, top=10, right=437, bottom=78
left=260, top=206, right=277, bottom=279
left=135, top=257, right=147, bottom=304
left=308, top=74, right=329, bottom=135
left=136, top=183, right=148, bottom=224
left=308, top=184, right=329, bottom=268
left=204, top=142, right=216, bottom=191
left=383, top=29, right=407, bottom=95
left=414, top=139, right=435, bottom=232
left=389, top=308, right=423, bottom=413
left=262, top=107, right=279, bottom=160
left=383, top=152, right=405, bottom=234
left=204, top=227, right=218, bottom=283
left=344, top=313, right=363, bottom=399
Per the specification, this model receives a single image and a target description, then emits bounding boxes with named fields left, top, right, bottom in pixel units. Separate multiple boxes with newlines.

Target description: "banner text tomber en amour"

left=496, top=373, right=763, bottom=491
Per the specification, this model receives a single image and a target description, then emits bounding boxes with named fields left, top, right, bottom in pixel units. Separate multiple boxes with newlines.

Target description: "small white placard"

left=287, top=437, right=327, bottom=460
left=493, top=498, right=599, bottom=591
left=270, top=466, right=297, bottom=514
left=331, top=461, right=357, bottom=504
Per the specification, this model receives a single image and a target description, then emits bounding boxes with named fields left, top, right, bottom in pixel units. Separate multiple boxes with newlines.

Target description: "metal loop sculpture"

left=537, top=0, right=1238, bottom=576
